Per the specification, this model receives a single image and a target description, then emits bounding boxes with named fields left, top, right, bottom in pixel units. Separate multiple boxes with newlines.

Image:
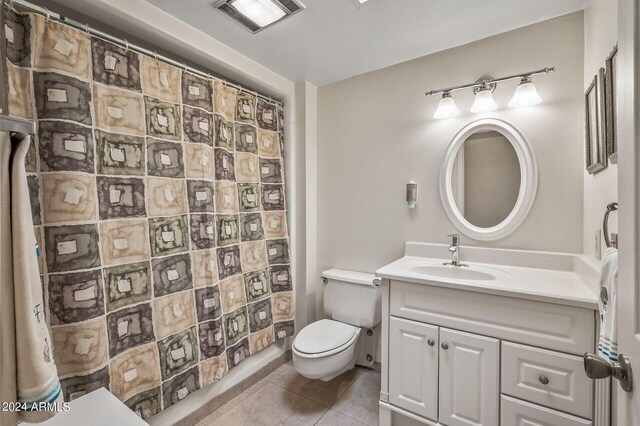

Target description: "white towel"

left=0, top=132, right=18, bottom=426
left=0, top=133, right=64, bottom=424
left=598, top=247, right=618, bottom=362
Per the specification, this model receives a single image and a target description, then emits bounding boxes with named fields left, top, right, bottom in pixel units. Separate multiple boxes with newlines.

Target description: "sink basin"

left=409, top=265, right=497, bottom=281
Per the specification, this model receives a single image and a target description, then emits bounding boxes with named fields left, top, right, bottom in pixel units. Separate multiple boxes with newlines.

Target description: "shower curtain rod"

left=9, top=0, right=284, bottom=107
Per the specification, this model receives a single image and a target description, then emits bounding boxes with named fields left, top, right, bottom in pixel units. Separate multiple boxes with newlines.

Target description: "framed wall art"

left=585, top=68, right=607, bottom=174
left=605, top=43, right=618, bottom=164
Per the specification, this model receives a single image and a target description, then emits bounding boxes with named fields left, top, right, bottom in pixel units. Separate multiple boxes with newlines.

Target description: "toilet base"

left=317, top=359, right=357, bottom=382
left=292, top=323, right=380, bottom=382
left=292, top=328, right=362, bottom=381
left=292, top=347, right=358, bottom=381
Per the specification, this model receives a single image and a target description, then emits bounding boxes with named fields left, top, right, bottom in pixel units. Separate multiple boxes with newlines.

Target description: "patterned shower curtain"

left=4, top=7, right=293, bottom=419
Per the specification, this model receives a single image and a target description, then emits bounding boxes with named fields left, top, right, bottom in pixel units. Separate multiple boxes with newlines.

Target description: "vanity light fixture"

left=212, top=0, right=305, bottom=33
left=508, top=76, right=542, bottom=108
left=433, top=91, right=460, bottom=119
left=426, top=67, right=554, bottom=118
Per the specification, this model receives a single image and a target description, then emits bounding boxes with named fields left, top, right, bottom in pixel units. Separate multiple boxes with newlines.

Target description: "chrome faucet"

left=444, top=234, right=468, bottom=267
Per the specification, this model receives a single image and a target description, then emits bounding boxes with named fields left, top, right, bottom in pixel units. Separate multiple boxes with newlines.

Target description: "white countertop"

left=376, top=245, right=600, bottom=309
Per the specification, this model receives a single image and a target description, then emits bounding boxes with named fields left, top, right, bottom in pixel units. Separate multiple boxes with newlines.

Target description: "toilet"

left=292, top=268, right=382, bottom=381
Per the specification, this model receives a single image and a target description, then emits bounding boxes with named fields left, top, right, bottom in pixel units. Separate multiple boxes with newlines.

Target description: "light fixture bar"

left=425, top=67, right=555, bottom=97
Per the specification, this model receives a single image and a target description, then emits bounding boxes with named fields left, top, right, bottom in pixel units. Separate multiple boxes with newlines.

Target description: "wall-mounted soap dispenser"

left=406, top=181, right=418, bottom=208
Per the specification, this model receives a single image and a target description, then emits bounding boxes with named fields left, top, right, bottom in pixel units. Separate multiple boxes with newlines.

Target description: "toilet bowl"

left=292, top=319, right=362, bottom=381
left=291, top=269, right=382, bottom=381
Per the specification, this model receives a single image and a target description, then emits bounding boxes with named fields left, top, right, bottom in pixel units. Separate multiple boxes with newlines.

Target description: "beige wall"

left=317, top=12, right=585, bottom=280
left=583, top=0, right=618, bottom=257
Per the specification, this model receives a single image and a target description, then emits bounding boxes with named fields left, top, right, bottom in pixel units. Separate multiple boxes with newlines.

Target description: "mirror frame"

left=439, top=118, right=538, bottom=241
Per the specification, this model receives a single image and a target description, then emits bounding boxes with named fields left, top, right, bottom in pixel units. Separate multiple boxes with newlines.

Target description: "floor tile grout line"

left=267, top=365, right=373, bottom=413
left=332, top=369, right=364, bottom=406
left=267, top=374, right=363, bottom=410
left=261, top=381, right=333, bottom=425
left=267, top=380, right=335, bottom=408
left=322, top=408, right=371, bottom=426
left=313, top=409, right=331, bottom=426
left=331, top=408, right=372, bottom=426
left=236, top=378, right=271, bottom=404
left=208, top=365, right=377, bottom=426
left=200, top=379, right=272, bottom=425
left=331, top=371, right=381, bottom=426
left=265, top=363, right=290, bottom=384
left=268, top=373, right=375, bottom=425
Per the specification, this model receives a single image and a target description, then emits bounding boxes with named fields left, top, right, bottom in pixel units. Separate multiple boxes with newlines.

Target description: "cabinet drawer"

left=501, top=395, right=592, bottom=426
left=389, top=280, right=594, bottom=354
left=502, top=341, right=592, bottom=419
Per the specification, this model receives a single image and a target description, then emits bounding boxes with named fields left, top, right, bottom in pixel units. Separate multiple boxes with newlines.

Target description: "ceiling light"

left=213, top=0, right=305, bottom=33
left=508, top=76, right=542, bottom=108
left=433, top=92, right=459, bottom=119
left=471, top=87, right=497, bottom=113
left=230, top=0, right=285, bottom=27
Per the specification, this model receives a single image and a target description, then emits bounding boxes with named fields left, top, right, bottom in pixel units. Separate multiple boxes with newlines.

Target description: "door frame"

left=616, top=0, right=640, bottom=423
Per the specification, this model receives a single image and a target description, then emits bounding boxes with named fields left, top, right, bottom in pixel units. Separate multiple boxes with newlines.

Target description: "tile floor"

left=194, top=361, right=381, bottom=426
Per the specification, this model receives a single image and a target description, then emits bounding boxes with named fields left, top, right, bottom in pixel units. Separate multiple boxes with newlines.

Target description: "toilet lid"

left=293, top=319, right=357, bottom=354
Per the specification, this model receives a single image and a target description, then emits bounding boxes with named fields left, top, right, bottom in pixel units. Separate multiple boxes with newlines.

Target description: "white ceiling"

left=144, top=0, right=585, bottom=86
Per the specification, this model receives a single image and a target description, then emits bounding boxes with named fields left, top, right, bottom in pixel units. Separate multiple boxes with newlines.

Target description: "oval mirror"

left=439, top=118, right=538, bottom=241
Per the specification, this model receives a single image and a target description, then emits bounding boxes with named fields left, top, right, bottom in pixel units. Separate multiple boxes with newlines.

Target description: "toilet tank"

left=322, top=268, right=382, bottom=329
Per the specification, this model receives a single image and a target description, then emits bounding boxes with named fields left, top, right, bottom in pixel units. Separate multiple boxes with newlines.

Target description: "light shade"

left=433, top=92, right=460, bottom=119
left=230, top=0, right=286, bottom=27
left=470, top=88, right=497, bottom=113
left=509, top=77, right=542, bottom=108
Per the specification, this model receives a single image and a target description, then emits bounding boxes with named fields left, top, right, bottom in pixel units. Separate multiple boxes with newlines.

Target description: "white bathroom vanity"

left=377, top=243, right=607, bottom=426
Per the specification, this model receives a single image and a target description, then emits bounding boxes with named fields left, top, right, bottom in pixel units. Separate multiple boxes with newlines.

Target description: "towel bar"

left=0, top=114, right=36, bottom=134
left=603, top=202, right=618, bottom=248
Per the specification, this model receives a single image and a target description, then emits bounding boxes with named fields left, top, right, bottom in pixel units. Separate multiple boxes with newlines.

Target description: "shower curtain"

left=1, top=132, right=63, bottom=425
left=3, top=5, right=293, bottom=420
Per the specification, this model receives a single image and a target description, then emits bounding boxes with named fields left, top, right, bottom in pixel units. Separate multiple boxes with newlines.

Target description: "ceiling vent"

left=212, top=0, right=306, bottom=33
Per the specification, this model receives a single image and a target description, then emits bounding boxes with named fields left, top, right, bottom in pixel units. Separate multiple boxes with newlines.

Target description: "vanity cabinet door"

left=439, top=328, right=499, bottom=426
left=388, top=316, right=439, bottom=421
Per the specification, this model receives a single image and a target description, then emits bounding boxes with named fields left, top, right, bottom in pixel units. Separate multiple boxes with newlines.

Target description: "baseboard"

left=172, top=350, right=292, bottom=426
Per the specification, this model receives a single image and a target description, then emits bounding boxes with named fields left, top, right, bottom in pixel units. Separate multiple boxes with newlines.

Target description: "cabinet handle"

left=539, top=375, right=549, bottom=385
left=441, top=343, right=449, bottom=350
left=427, top=339, right=435, bottom=347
